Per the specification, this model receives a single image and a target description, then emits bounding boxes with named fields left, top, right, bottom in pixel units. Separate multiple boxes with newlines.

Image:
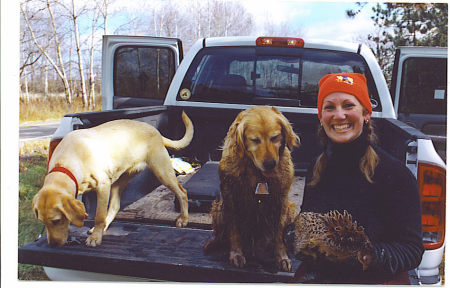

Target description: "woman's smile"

left=332, top=123, right=352, bottom=132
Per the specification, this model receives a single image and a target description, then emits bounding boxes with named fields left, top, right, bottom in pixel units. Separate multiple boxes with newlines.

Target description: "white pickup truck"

left=19, top=36, right=446, bottom=284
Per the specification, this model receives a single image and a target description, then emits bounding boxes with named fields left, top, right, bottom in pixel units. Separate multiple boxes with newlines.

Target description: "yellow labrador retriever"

left=33, top=111, right=194, bottom=247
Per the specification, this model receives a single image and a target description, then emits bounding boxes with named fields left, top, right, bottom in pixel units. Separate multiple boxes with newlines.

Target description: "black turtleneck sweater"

left=300, top=131, right=424, bottom=283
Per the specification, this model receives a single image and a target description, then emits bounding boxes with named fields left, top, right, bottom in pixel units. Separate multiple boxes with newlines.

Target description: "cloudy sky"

left=241, top=0, right=376, bottom=41
left=105, top=0, right=377, bottom=42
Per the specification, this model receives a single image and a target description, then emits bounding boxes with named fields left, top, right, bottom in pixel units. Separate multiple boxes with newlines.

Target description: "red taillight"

left=256, top=37, right=304, bottom=48
left=47, top=139, right=62, bottom=171
left=418, top=163, right=445, bottom=249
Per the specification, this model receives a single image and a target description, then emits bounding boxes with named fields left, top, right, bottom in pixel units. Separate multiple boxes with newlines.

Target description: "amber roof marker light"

left=256, top=37, right=305, bottom=48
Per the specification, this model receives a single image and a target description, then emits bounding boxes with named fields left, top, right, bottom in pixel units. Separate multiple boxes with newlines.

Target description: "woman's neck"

left=326, top=130, right=369, bottom=162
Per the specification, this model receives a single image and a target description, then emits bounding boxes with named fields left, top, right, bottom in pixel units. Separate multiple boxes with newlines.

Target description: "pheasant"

left=284, top=210, right=375, bottom=271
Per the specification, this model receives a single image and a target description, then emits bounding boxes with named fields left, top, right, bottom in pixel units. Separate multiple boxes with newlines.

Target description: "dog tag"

left=255, top=182, right=269, bottom=195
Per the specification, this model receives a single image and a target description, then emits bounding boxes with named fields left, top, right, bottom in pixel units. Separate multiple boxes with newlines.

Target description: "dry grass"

left=19, top=139, right=50, bottom=156
left=20, top=95, right=102, bottom=124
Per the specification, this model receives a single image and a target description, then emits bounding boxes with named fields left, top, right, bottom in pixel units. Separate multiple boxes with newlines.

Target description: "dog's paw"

left=229, top=250, right=246, bottom=268
left=175, top=216, right=189, bottom=228
left=86, top=232, right=102, bottom=247
left=277, top=257, right=292, bottom=272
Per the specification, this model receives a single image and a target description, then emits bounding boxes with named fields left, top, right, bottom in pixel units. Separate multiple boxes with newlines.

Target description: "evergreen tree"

left=347, top=3, right=447, bottom=82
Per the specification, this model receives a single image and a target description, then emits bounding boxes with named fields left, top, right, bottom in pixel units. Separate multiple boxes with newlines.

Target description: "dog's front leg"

left=229, top=222, right=246, bottom=268
left=104, top=173, right=133, bottom=231
left=86, top=183, right=110, bottom=247
left=274, top=200, right=292, bottom=272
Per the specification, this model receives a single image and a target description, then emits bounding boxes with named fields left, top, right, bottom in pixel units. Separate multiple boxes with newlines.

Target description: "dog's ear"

left=59, top=196, right=88, bottom=227
left=224, top=112, right=246, bottom=157
left=235, top=121, right=246, bottom=153
left=272, top=107, right=300, bottom=151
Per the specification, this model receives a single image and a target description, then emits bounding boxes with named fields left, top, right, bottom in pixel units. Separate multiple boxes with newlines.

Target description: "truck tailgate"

left=19, top=220, right=302, bottom=282
left=19, top=167, right=305, bottom=282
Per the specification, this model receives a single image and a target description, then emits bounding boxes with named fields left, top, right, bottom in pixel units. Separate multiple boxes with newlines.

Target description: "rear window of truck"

left=114, top=46, right=175, bottom=100
left=177, top=46, right=381, bottom=111
left=399, top=57, right=447, bottom=115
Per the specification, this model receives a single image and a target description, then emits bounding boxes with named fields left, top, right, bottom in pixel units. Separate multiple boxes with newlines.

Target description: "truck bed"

left=19, top=163, right=306, bottom=282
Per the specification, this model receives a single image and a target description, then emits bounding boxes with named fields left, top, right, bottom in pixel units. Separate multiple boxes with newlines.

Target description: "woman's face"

left=320, top=92, right=371, bottom=143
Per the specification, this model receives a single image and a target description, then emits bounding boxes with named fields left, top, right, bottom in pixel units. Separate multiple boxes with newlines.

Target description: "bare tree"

left=96, top=0, right=115, bottom=36
left=21, top=0, right=73, bottom=103
left=57, top=0, right=89, bottom=107
left=20, top=0, right=258, bottom=108
left=262, top=20, right=301, bottom=37
left=87, top=0, right=104, bottom=109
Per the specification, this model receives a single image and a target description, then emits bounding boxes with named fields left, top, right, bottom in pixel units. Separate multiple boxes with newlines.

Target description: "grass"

left=20, top=95, right=101, bottom=124
left=18, top=153, right=50, bottom=280
left=19, top=139, right=50, bottom=156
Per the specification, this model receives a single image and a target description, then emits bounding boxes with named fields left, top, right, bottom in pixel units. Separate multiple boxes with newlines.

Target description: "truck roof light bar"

left=256, top=37, right=305, bottom=48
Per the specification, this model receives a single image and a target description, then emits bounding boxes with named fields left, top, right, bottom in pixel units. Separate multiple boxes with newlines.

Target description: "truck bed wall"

left=69, top=106, right=423, bottom=178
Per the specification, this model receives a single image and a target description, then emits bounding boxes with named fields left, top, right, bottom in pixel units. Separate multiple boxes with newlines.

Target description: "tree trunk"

left=44, top=63, right=48, bottom=97
left=72, top=0, right=88, bottom=107
left=89, top=22, right=97, bottom=109
left=21, top=2, right=72, bottom=103
left=103, top=0, right=108, bottom=35
left=47, top=0, right=72, bottom=103
left=23, top=74, right=30, bottom=103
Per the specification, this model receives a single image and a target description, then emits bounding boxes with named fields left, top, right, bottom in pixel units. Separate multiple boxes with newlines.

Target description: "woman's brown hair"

left=308, top=119, right=379, bottom=187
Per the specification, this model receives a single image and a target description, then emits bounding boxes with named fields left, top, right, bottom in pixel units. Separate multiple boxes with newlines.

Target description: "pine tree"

left=347, top=3, right=447, bottom=83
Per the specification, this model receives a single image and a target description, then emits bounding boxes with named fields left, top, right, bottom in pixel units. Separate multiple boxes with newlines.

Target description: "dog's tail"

left=162, top=111, right=194, bottom=150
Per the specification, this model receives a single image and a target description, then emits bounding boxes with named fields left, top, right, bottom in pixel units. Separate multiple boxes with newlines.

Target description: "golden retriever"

left=203, top=106, right=300, bottom=272
left=33, top=111, right=193, bottom=247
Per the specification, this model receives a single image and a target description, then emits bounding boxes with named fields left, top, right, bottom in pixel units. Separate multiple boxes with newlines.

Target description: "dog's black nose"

left=263, top=159, right=276, bottom=171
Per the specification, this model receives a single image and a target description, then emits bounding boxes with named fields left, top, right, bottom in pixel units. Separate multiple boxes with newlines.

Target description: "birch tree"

left=21, top=0, right=73, bottom=103
left=87, top=1, right=104, bottom=109
left=58, top=0, right=88, bottom=106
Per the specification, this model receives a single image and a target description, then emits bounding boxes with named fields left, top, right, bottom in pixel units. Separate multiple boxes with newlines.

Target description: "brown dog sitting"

left=203, top=106, right=300, bottom=272
left=33, top=111, right=193, bottom=247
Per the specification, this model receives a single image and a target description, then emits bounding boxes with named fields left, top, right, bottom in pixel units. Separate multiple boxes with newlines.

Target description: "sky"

left=104, top=0, right=378, bottom=43
left=241, top=1, right=376, bottom=41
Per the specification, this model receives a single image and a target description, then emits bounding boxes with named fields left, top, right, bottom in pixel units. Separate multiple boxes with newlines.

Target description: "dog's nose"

left=263, top=159, right=276, bottom=171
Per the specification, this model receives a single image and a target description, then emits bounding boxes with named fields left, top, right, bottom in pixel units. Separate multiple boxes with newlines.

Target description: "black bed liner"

left=18, top=220, right=301, bottom=282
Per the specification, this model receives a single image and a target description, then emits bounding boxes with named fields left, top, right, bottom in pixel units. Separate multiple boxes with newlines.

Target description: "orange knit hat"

left=317, top=73, right=372, bottom=119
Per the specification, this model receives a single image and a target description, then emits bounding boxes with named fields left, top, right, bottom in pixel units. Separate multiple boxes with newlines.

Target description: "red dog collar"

left=48, top=166, right=79, bottom=198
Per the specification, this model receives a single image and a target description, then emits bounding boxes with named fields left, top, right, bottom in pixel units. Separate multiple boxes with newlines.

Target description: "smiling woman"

left=294, top=72, right=425, bottom=284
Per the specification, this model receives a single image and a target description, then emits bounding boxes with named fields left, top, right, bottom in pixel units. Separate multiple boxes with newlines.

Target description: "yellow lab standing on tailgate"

left=33, top=111, right=193, bottom=247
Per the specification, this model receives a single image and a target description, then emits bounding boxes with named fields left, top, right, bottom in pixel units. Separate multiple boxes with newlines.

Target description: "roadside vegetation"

left=20, top=95, right=101, bottom=124
left=18, top=153, right=49, bottom=280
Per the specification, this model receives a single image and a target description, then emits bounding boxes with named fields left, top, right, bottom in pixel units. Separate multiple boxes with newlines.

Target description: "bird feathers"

left=286, top=210, right=374, bottom=271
